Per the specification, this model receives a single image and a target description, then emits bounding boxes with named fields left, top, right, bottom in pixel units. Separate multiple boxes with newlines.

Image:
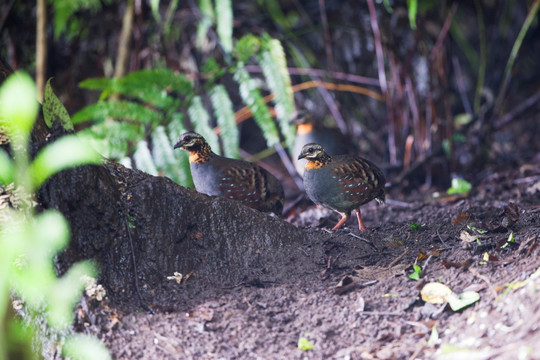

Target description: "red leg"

left=355, top=210, right=367, bottom=231
left=332, top=215, right=349, bottom=230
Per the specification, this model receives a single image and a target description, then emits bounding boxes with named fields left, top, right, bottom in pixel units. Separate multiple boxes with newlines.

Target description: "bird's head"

left=174, top=131, right=207, bottom=151
left=298, top=143, right=326, bottom=161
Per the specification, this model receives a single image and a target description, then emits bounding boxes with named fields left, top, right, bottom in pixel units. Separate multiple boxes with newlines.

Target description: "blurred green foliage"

left=0, top=72, right=109, bottom=360
left=74, top=0, right=296, bottom=188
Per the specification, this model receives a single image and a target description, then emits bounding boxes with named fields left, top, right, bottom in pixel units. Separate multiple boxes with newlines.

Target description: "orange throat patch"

left=305, top=160, right=325, bottom=170
left=297, top=123, right=314, bottom=135
left=189, top=152, right=208, bottom=164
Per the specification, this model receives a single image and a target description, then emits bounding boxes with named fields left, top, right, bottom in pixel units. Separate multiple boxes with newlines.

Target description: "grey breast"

left=190, top=160, right=222, bottom=196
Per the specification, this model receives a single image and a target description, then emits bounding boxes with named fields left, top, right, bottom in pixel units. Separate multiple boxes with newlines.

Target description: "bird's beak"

left=173, top=140, right=184, bottom=150
left=298, top=152, right=307, bottom=160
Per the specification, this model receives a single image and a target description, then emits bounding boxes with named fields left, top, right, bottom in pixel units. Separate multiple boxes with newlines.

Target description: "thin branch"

left=114, top=0, right=134, bottom=78
left=493, top=0, right=540, bottom=116
left=318, top=0, right=334, bottom=72
left=243, top=65, right=381, bottom=87
left=36, top=0, right=46, bottom=102
left=429, top=3, right=458, bottom=61
left=494, top=91, right=540, bottom=131
left=366, top=0, right=387, bottom=94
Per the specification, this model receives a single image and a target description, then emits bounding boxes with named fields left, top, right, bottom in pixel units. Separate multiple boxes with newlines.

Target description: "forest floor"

left=73, top=156, right=540, bottom=360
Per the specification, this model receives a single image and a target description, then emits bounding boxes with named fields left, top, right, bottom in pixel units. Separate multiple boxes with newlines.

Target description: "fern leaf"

left=259, top=38, right=296, bottom=149
left=234, top=66, right=280, bottom=146
left=80, top=120, right=144, bottom=160
left=43, top=78, right=74, bottom=130
left=72, top=101, right=162, bottom=125
left=187, top=96, right=220, bottom=154
left=150, top=0, right=161, bottom=21
left=196, top=0, right=214, bottom=49
left=151, top=126, right=191, bottom=186
left=210, top=85, right=238, bottom=158
left=79, top=69, right=192, bottom=110
left=167, top=113, right=193, bottom=187
left=133, top=140, right=158, bottom=176
left=215, top=0, right=233, bottom=53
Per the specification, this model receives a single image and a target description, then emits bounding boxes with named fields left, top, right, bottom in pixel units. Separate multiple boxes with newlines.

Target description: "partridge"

left=174, top=131, right=284, bottom=215
left=298, top=143, right=386, bottom=231
left=292, top=112, right=352, bottom=176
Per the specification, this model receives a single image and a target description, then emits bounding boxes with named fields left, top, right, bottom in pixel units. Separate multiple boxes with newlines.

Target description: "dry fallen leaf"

left=421, top=282, right=453, bottom=304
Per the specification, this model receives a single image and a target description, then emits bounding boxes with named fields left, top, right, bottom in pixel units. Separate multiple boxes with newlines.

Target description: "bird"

left=173, top=131, right=284, bottom=215
left=298, top=143, right=386, bottom=231
left=292, top=112, right=352, bottom=176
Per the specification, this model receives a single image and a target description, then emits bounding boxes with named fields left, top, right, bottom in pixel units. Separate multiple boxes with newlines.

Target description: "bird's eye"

left=308, top=147, right=314, bottom=153
left=184, top=135, right=191, bottom=141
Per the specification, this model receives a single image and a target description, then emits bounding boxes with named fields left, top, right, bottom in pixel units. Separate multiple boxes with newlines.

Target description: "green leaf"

left=297, top=337, right=313, bottom=351
left=150, top=0, right=161, bottom=21
left=51, top=0, right=105, bottom=39
left=80, top=120, right=144, bottom=159
left=447, top=178, right=472, bottom=195
left=188, top=96, right=220, bottom=154
left=151, top=126, right=190, bottom=185
left=28, top=135, right=102, bottom=190
left=215, top=0, right=233, bottom=53
left=80, top=70, right=192, bottom=108
left=0, top=72, right=38, bottom=138
left=427, top=325, right=439, bottom=347
left=234, top=34, right=261, bottom=62
left=11, top=210, right=70, bottom=308
left=210, top=85, right=238, bottom=158
left=258, top=38, right=296, bottom=149
left=133, top=140, right=158, bottom=176
left=43, top=78, right=74, bottom=130
left=447, top=290, right=480, bottom=311
left=63, top=334, right=111, bottom=360
left=382, top=0, right=394, bottom=13
left=0, top=149, right=14, bottom=185
left=167, top=114, right=193, bottom=187
left=72, top=100, right=162, bottom=125
left=48, top=260, right=96, bottom=329
left=409, top=222, right=426, bottom=230
left=406, top=0, right=418, bottom=29
left=234, top=67, right=280, bottom=146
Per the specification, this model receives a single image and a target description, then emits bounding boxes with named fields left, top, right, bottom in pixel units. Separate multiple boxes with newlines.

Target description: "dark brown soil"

left=73, top=159, right=540, bottom=359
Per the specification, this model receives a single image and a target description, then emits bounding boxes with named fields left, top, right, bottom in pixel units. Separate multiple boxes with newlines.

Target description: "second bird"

left=174, top=131, right=284, bottom=215
left=298, top=143, right=386, bottom=231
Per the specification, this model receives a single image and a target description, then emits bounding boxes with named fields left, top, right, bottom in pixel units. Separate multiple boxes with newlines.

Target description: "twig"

left=493, top=0, right=540, bottom=116
left=494, top=91, right=540, bottom=131
left=366, top=0, right=387, bottom=94
left=348, top=233, right=378, bottom=251
left=359, top=310, right=403, bottom=316
left=114, top=0, right=134, bottom=78
left=452, top=56, right=473, bottom=116
left=274, top=141, right=304, bottom=190
left=334, top=279, right=378, bottom=295
left=318, top=0, right=334, bottom=73
left=388, top=249, right=409, bottom=268
left=36, top=0, right=46, bottom=102
left=429, top=3, right=458, bottom=61
left=243, top=65, right=380, bottom=87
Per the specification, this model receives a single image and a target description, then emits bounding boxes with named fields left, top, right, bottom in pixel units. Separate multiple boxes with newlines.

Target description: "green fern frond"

left=151, top=126, right=191, bottom=186
left=196, top=0, right=214, bottom=49
left=258, top=37, right=296, bottom=150
left=215, top=0, right=233, bottom=53
left=210, top=85, right=238, bottom=158
left=133, top=140, right=158, bottom=176
left=72, top=100, right=162, bottom=125
left=188, top=96, right=220, bottom=154
left=167, top=114, right=193, bottom=188
left=80, top=120, right=144, bottom=160
left=79, top=69, right=191, bottom=110
left=234, top=66, right=280, bottom=146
